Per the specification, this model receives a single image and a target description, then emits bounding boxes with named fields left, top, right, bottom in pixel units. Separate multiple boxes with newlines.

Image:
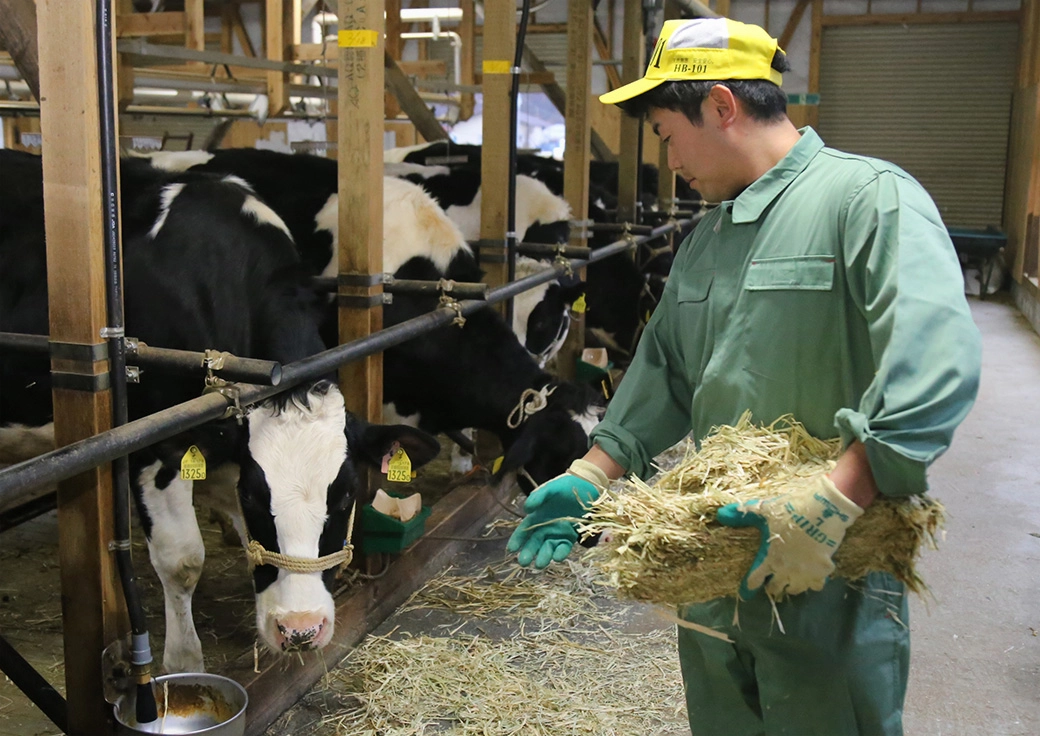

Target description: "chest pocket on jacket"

left=744, top=255, right=835, bottom=291
left=677, top=269, right=715, bottom=303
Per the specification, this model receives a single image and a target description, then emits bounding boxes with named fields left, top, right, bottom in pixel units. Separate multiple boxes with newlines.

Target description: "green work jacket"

left=591, top=127, right=982, bottom=497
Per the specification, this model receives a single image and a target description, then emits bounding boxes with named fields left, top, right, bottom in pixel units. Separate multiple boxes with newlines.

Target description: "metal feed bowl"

left=114, top=673, right=247, bottom=736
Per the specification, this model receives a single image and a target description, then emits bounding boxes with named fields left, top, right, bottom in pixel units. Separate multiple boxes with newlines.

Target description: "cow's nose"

left=274, top=613, right=327, bottom=651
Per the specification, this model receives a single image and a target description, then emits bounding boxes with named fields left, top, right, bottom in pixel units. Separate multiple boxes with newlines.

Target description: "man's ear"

left=707, top=84, right=738, bottom=128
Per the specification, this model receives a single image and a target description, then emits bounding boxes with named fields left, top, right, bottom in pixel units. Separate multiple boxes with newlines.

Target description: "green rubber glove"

left=507, top=459, right=609, bottom=569
left=716, top=475, right=865, bottom=600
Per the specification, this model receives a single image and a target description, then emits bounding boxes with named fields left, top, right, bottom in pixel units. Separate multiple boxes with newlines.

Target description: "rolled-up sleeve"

left=591, top=272, right=695, bottom=480
left=835, top=171, right=982, bottom=497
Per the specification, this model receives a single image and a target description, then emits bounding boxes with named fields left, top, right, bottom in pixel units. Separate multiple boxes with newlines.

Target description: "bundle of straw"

left=581, top=413, right=944, bottom=606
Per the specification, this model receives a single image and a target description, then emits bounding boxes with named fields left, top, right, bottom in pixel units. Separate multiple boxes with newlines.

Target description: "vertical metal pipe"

left=506, top=0, right=532, bottom=328
left=95, top=0, right=158, bottom=723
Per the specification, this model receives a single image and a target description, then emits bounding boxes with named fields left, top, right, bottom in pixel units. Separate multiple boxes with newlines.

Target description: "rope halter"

left=506, top=384, right=557, bottom=429
left=245, top=501, right=357, bottom=574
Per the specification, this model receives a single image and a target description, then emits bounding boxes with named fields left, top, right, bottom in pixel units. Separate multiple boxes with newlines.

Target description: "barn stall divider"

left=0, top=221, right=692, bottom=735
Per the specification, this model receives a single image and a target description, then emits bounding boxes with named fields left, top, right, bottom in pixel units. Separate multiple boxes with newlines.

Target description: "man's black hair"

left=617, top=49, right=791, bottom=123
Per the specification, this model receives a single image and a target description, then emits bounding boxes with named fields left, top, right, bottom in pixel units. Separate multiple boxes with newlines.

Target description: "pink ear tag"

left=381, top=441, right=401, bottom=475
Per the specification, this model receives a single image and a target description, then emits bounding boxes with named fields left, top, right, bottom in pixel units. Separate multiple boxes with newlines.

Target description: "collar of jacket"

left=728, top=127, right=825, bottom=225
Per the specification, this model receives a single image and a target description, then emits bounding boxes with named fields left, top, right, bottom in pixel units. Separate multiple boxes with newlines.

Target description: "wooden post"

left=266, top=0, right=300, bottom=116
left=185, top=0, right=205, bottom=53
left=384, top=0, right=402, bottom=120
left=557, top=0, right=594, bottom=381
left=337, top=0, right=385, bottom=472
left=459, top=0, right=476, bottom=120
left=617, top=0, right=644, bottom=224
left=479, top=0, right=515, bottom=298
left=38, top=0, right=127, bottom=732
left=809, top=0, right=822, bottom=97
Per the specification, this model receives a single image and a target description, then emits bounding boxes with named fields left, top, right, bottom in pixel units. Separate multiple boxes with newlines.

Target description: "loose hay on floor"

left=581, top=413, right=945, bottom=607
left=322, top=627, right=685, bottom=736
left=398, top=559, right=611, bottom=623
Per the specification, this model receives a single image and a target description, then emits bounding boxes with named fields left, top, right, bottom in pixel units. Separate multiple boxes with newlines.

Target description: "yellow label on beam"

left=482, top=60, right=512, bottom=74
left=338, top=30, right=379, bottom=48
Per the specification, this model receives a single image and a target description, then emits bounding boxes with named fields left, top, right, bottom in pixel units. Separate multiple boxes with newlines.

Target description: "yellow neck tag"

left=492, top=456, right=504, bottom=475
left=180, top=445, right=207, bottom=481
left=572, top=294, right=587, bottom=314
left=386, top=448, right=412, bottom=483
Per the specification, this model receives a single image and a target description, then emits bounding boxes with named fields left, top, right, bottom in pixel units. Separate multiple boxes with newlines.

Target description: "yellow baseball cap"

left=600, top=18, right=783, bottom=105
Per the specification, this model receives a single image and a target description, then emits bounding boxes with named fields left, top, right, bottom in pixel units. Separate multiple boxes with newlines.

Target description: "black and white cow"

left=0, top=150, right=440, bottom=673
left=382, top=161, right=583, bottom=366
left=384, top=143, right=677, bottom=360
left=137, top=148, right=604, bottom=491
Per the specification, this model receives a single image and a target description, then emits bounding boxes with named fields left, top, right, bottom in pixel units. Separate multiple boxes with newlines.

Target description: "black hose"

left=95, top=0, right=157, bottom=723
left=506, top=0, right=533, bottom=328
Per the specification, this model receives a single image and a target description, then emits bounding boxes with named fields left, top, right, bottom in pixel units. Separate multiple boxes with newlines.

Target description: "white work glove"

left=716, top=475, right=865, bottom=600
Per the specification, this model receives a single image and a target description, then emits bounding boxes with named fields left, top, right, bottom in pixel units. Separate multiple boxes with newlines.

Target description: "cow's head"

left=236, top=380, right=439, bottom=654
left=496, top=380, right=605, bottom=494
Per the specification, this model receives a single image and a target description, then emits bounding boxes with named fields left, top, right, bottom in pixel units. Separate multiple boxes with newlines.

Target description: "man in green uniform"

left=507, top=17, right=982, bottom=735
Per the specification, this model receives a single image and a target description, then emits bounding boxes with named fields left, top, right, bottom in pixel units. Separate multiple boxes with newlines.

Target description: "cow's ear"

left=558, top=278, right=587, bottom=308
left=354, top=424, right=441, bottom=469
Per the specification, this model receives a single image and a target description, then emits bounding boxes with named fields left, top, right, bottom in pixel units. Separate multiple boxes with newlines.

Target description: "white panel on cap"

left=667, top=18, right=729, bottom=50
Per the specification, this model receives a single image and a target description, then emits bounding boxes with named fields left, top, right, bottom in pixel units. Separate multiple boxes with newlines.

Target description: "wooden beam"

left=617, top=0, right=644, bottom=223
left=479, top=0, right=516, bottom=299
left=385, top=51, right=450, bottom=141
left=220, top=4, right=235, bottom=53
left=714, top=0, right=731, bottom=17
left=778, top=0, right=810, bottom=50
left=337, top=0, right=385, bottom=455
left=265, top=0, right=299, bottom=115
left=475, top=22, right=568, bottom=35
left=185, top=0, right=206, bottom=63
left=474, top=71, right=556, bottom=86
left=115, top=11, right=187, bottom=38
left=808, top=0, right=822, bottom=95
left=384, top=0, right=402, bottom=119
left=0, top=0, right=40, bottom=100
left=232, top=4, right=257, bottom=57
left=522, top=44, right=614, bottom=161
left=593, top=17, right=622, bottom=91
left=820, top=9, right=1019, bottom=25
left=459, top=0, right=476, bottom=120
left=558, top=0, right=594, bottom=381
left=37, top=1, right=128, bottom=732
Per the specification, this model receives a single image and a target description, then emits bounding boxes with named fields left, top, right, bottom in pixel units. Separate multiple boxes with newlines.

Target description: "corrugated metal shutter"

left=818, top=23, right=1017, bottom=229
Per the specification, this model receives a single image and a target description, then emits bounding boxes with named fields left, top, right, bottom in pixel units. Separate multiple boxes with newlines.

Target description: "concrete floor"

left=902, top=296, right=1040, bottom=736
left=1, top=297, right=1038, bottom=736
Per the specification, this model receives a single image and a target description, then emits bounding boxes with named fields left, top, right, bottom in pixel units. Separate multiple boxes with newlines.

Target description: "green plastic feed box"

left=360, top=494, right=431, bottom=554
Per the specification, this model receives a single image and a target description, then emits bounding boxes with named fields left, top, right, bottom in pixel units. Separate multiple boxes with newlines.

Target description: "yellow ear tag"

left=386, top=448, right=412, bottom=483
left=180, top=445, right=206, bottom=481
left=572, top=294, right=587, bottom=314
left=492, top=456, right=504, bottom=474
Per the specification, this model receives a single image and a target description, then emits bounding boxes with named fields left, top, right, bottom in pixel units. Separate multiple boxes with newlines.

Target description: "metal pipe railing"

left=0, top=334, right=282, bottom=386
left=0, top=218, right=690, bottom=511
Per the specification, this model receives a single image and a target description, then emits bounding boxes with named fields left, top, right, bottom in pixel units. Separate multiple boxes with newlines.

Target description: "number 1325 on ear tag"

left=180, top=445, right=207, bottom=481
left=386, top=448, right=412, bottom=483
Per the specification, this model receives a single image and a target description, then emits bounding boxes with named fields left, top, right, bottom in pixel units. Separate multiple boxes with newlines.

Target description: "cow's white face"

left=241, top=383, right=353, bottom=654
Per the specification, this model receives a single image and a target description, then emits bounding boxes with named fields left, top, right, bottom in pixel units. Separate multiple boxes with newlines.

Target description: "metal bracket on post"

left=337, top=272, right=388, bottom=309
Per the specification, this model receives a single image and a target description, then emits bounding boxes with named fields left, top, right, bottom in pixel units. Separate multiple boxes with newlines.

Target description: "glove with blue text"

left=716, top=475, right=864, bottom=600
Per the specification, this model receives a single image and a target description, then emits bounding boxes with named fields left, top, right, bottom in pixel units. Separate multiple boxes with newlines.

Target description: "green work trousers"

left=678, top=572, right=909, bottom=736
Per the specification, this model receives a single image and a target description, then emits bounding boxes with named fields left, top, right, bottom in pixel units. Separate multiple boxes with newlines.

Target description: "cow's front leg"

left=136, top=460, right=206, bottom=673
